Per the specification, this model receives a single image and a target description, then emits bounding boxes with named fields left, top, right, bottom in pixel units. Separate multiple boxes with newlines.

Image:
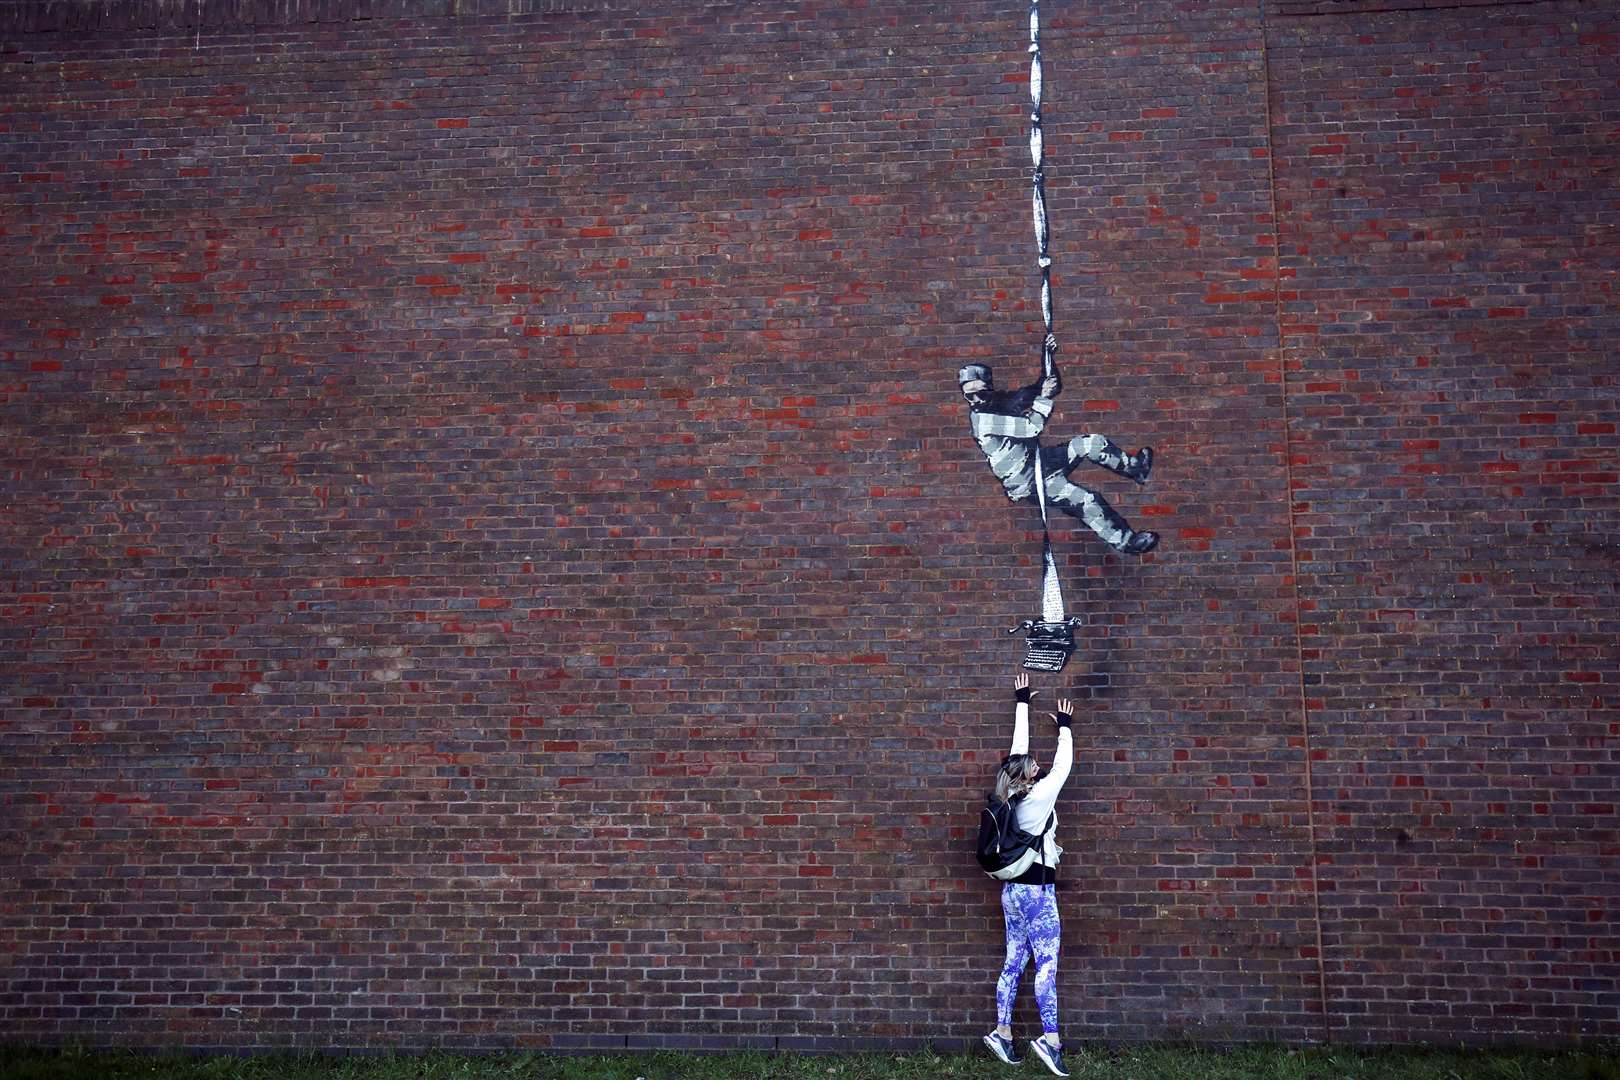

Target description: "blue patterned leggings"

left=996, top=883, right=1061, bottom=1035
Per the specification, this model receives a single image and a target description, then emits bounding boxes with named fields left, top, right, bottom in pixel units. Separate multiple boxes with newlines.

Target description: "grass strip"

left=1, top=1044, right=1617, bottom=1080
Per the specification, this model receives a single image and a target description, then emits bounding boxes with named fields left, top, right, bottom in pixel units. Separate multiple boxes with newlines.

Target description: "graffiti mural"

left=963, top=0, right=1160, bottom=672
left=959, top=359, right=1157, bottom=557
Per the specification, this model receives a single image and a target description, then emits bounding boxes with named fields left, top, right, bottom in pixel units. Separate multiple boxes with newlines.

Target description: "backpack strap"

left=1013, top=798, right=1056, bottom=851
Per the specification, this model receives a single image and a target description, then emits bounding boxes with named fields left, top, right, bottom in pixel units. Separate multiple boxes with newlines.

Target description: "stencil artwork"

left=961, top=0, right=1160, bottom=673
left=959, top=359, right=1157, bottom=557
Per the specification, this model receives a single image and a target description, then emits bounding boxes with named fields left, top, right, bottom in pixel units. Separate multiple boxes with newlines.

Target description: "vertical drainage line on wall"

left=1258, top=2, right=1332, bottom=1044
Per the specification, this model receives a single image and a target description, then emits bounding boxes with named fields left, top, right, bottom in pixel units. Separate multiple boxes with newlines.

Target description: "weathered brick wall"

left=1268, top=4, right=1620, bottom=1044
left=0, top=0, right=1613, bottom=1054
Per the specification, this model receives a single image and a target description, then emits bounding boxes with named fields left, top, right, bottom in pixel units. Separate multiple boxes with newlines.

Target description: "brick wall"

left=0, top=0, right=1613, bottom=1053
left=1268, top=3, right=1619, bottom=1044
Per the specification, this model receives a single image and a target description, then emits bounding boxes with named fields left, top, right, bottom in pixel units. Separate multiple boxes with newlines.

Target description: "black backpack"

left=975, top=793, right=1053, bottom=880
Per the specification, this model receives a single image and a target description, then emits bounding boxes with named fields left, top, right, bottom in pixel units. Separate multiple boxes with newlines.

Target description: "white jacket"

left=1010, top=698, right=1071, bottom=870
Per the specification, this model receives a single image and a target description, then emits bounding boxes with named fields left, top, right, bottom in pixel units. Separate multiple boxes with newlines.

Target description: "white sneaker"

left=982, top=1032, right=1023, bottom=1065
left=1030, top=1038, right=1069, bottom=1077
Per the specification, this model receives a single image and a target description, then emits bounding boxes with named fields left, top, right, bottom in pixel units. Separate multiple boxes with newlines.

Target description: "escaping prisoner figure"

left=959, top=343, right=1158, bottom=555
left=983, top=673, right=1075, bottom=1077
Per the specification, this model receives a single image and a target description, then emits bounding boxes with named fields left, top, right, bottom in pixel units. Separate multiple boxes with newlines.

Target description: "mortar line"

left=1258, top=2, right=1333, bottom=1044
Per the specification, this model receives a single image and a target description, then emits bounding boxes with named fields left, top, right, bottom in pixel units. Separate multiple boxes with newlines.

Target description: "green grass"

left=1, top=1045, right=1617, bottom=1080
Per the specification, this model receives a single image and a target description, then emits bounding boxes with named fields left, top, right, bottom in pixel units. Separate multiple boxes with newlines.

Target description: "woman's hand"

left=1015, top=672, right=1037, bottom=704
left=1051, top=697, right=1074, bottom=729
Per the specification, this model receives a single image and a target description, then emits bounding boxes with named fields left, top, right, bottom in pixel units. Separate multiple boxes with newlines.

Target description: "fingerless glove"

left=1016, top=685, right=1034, bottom=704
left=1055, top=710, right=1072, bottom=729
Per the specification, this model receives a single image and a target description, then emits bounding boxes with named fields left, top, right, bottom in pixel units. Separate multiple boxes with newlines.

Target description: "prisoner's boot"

left=1119, top=530, right=1159, bottom=555
left=1125, top=446, right=1153, bottom=485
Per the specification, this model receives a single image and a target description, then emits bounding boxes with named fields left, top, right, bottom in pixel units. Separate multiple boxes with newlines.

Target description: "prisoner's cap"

left=958, top=364, right=991, bottom=389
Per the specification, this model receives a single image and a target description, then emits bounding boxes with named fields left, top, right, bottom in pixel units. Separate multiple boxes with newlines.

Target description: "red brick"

left=0, top=0, right=1613, bottom=1058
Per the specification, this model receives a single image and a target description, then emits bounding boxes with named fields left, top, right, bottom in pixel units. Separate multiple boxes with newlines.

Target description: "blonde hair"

left=994, top=754, right=1039, bottom=805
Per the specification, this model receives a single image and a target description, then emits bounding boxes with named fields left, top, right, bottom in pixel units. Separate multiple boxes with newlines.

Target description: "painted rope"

left=1030, top=0, right=1055, bottom=374
left=1027, top=0, right=1067, bottom=627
